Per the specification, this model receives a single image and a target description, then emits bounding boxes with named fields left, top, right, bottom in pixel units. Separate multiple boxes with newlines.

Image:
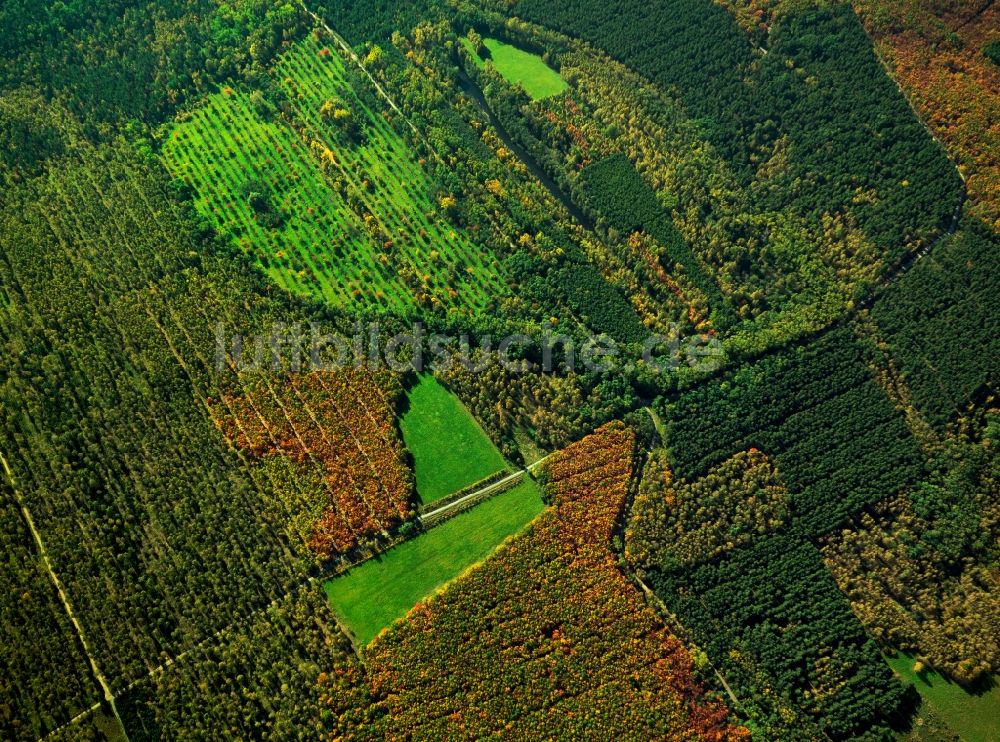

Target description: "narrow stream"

left=456, top=70, right=595, bottom=230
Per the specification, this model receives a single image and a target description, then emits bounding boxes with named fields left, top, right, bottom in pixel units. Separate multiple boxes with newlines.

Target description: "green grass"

left=400, top=374, right=508, bottom=505
left=885, top=652, right=1000, bottom=742
left=513, top=427, right=548, bottom=467
left=464, top=37, right=568, bottom=100
left=162, top=33, right=505, bottom=314
left=324, top=478, right=545, bottom=646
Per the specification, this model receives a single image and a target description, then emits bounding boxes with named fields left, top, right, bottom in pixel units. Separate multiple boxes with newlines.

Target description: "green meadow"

left=885, top=652, right=1000, bottom=742
left=400, top=374, right=508, bottom=505
left=464, top=37, right=568, bottom=100
left=162, top=34, right=505, bottom=314
left=324, top=478, right=545, bottom=646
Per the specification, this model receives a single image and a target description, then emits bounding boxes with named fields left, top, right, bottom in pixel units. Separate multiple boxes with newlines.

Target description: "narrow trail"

left=0, top=451, right=130, bottom=742
left=849, top=20, right=969, bottom=310
left=418, top=453, right=555, bottom=524
left=633, top=575, right=742, bottom=708
left=953, top=0, right=995, bottom=31
left=298, top=3, right=445, bottom=169
left=35, top=557, right=326, bottom=741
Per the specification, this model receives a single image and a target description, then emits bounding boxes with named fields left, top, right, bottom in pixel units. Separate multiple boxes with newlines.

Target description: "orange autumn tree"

left=215, top=368, right=412, bottom=559
left=325, top=422, right=747, bottom=739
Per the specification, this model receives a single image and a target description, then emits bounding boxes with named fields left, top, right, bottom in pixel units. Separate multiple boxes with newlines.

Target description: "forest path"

left=0, top=451, right=130, bottom=742
left=298, top=3, right=444, bottom=168
left=417, top=452, right=556, bottom=524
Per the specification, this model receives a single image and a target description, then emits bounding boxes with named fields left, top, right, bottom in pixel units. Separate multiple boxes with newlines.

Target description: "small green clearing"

left=324, top=478, right=545, bottom=646
left=464, top=37, right=568, bottom=100
left=400, top=374, right=508, bottom=505
left=885, top=652, right=1000, bottom=742
left=514, top=427, right=548, bottom=467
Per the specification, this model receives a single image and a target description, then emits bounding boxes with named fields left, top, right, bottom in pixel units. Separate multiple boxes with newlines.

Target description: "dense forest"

left=119, top=588, right=357, bottom=741
left=663, top=328, right=925, bottom=536
left=822, top=438, right=1000, bottom=685
left=0, top=0, right=310, bottom=127
left=513, top=0, right=960, bottom=254
left=579, top=154, right=735, bottom=329
left=0, top=136, right=316, bottom=688
left=871, top=220, right=1000, bottom=425
left=458, top=0, right=964, bottom=356
left=1, top=0, right=998, bottom=738
left=647, top=532, right=911, bottom=739
left=0, top=475, right=99, bottom=740
left=853, top=0, right=999, bottom=231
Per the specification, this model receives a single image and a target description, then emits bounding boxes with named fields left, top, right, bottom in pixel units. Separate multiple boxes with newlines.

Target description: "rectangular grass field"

left=324, top=478, right=545, bottom=646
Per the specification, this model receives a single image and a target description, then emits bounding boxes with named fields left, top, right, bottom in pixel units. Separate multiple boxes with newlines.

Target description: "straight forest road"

left=298, top=2, right=442, bottom=164
left=1, top=451, right=130, bottom=742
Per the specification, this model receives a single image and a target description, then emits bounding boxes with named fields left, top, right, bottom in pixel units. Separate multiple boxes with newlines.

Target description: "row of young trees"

left=216, top=368, right=413, bottom=559
left=163, top=31, right=510, bottom=316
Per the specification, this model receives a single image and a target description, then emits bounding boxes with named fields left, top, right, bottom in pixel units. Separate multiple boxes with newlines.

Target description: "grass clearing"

left=514, top=427, right=548, bottom=467
left=885, top=652, right=1000, bottom=742
left=162, top=33, right=505, bottom=314
left=400, top=374, right=508, bottom=505
left=464, top=37, right=568, bottom=100
left=324, top=478, right=545, bottom=646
